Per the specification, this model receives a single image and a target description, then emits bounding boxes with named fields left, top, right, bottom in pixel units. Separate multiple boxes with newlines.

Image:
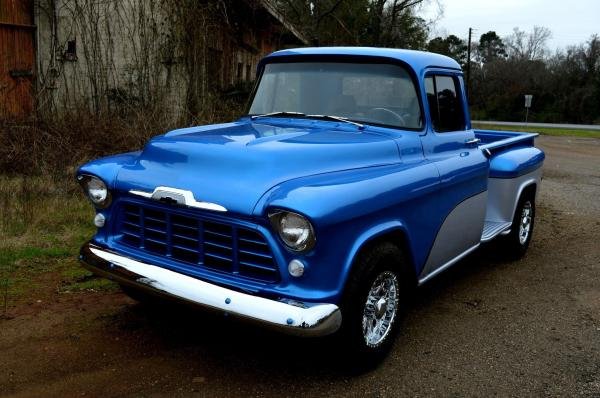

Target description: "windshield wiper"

left=250, top=111, right=306, bottom=120
left=250, top=112, right=365, bottom=130
left=306, top=114, right=365, bottom=130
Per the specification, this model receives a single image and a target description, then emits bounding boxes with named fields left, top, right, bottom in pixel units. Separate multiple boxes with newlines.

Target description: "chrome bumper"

left=79, top=242, right=342, bottom=337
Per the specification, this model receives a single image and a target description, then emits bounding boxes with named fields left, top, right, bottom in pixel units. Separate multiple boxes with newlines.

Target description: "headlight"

left=269, top=210, right=315, bottom=252
left=77, top=175, right=111, bottom=208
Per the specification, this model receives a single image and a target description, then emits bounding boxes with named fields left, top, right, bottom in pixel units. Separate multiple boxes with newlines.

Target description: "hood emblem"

left=129, top=187, right=227, bottom=212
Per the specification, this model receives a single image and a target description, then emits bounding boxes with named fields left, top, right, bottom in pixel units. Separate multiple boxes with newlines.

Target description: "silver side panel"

left=418, top=244, right=480, bottom=285
left=419, top=191, right=487, bottom=280
left=485, top=168, right=542, bottom=223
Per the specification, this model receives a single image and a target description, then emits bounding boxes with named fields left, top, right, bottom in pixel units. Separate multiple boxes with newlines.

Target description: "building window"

left=246, top=64, right=251, bottom=81
left=64, top=39, right=77, bottom=61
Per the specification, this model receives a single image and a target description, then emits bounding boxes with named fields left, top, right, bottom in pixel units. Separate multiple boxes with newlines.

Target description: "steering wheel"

left=367, top=107, right=407, bottom=127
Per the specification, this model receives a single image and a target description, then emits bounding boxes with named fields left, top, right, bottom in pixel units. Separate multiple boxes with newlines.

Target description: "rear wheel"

left=337, top=242, right=410, bottom=370
left=502, top=191, right=536, bottom=259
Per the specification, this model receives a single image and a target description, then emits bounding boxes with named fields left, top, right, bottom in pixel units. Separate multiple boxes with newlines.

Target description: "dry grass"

left=0, top=175, right=102, bottom=316
left=0, top=100, right=246, bottom=316
left=0, top=99, right=245, bottom=176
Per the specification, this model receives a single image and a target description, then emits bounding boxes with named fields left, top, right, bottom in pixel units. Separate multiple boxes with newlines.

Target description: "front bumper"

left=79, top=242, right=342, bottom=337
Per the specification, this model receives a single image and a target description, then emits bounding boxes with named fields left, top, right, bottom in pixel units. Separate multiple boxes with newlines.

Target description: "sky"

left=421, top=0, right=600, bottom=51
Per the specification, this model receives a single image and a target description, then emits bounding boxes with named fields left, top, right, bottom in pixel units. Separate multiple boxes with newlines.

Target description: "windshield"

left=248, top=62, right=422, bottom=129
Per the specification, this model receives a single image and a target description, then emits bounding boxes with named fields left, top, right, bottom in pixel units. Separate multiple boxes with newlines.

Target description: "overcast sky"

left=421, top=0, right=600, bottom=51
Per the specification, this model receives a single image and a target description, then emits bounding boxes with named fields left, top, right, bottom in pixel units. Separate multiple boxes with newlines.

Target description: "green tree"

left=477, top=31, right=506, bottom=63
left=427, top=34, right=467, bottom=65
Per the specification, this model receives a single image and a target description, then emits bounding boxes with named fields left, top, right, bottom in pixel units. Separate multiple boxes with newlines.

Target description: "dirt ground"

left=1, top=135, right=599, bottom=397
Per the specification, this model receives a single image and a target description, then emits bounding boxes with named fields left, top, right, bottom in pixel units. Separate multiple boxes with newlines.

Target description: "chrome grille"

left=117, top=202, right=279, bottom=282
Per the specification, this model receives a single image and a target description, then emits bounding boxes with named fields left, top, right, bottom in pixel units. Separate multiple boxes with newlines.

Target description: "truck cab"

left=77, top=47, right=544, bottom=364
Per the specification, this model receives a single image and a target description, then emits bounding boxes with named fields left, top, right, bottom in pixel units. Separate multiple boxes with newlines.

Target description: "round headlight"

left=78, top=175, right=111, bottom=208
left=269, top=211, right=315, bottom=252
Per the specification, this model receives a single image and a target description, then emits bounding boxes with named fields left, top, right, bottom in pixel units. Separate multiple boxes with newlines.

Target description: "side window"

left=425, top=75, right=466, bottom=132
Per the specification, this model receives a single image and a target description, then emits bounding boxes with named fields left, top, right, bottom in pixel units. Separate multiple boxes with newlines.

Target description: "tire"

left=336, top=241, right=410, bottom=370
left=502, top=190, right=536, bottom=259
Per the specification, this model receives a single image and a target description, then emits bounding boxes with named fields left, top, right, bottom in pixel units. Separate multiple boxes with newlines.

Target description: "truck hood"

left=115, top=120, right=401, bottom=215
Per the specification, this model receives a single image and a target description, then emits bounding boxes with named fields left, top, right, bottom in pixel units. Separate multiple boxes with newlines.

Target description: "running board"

left=481, top=221, right=512, bottom=242
left=418, top=244, right=480, bottom=285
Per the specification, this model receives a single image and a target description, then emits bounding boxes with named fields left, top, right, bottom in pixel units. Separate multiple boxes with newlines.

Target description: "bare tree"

left=505, top=26, right=552, bottom=60
left=273, top=0, right=430, bottom=47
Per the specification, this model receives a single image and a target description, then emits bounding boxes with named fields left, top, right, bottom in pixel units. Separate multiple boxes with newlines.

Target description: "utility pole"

left=466, top=27, right=472, bottom=103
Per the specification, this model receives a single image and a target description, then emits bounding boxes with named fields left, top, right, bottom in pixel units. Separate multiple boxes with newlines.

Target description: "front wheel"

left=502, top=191, right=536, bottom=259
left=361, top=270, right=400, bottom=349
left=337, top=242, right=409, bottom=369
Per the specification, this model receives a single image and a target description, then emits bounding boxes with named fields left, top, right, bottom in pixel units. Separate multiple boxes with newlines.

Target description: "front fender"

left=77, top=151, right=141, bottom=189
left=253, top=161, right=442, bottom=302
left=340, top=221, right=414, bottom=287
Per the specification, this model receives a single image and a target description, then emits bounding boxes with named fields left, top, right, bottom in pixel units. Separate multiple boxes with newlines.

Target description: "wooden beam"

left=0, top=21, right=36, bottom=30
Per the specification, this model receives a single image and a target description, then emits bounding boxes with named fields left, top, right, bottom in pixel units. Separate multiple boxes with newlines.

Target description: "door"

left=419, top=71, right=488, bottom=279
left=0, top=0, right=35, bottom=118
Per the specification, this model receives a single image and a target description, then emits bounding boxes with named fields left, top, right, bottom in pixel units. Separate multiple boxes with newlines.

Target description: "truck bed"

left=475, top=129, right=545, bottom=243
left=474, top=129, right=538, bottom=152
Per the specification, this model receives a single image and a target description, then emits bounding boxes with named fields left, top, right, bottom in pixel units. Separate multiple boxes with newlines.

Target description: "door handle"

left=465, top=138, right=481, bottom=147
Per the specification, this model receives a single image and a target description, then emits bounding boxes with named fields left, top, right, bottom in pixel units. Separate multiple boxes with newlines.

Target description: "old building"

left=0, top=0, right=307, bottom=119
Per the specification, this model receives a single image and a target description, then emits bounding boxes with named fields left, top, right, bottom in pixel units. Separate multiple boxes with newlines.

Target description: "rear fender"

left=486, top=147, right=544, bottom=223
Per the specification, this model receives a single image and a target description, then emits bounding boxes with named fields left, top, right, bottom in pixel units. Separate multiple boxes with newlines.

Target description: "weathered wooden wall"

left=0, top=0, right=35, bottom=118
left=0, top=0, right=302, bottom=121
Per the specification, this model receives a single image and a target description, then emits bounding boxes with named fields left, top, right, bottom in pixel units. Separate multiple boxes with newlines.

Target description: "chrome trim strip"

left=418, top=244, right=480, bottom=285
left=79, top=242, right=341, bottom=337
left=129, top=187, right=227, bottom=212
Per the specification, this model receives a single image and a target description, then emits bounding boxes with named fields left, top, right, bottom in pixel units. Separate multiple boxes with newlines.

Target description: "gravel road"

left=1, top=135, right=599, bottom=397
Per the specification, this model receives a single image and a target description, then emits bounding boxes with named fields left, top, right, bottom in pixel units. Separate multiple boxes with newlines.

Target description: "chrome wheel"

left=362, top=271, right=399, bottom=348
left=519, top=201, right=533, bottom=245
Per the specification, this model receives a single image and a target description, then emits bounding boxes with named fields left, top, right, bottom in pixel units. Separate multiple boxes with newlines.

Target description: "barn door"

left=0, top=0, right=35, bottom=118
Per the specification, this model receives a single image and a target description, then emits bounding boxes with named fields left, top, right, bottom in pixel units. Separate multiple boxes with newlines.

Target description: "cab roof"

left=259, top=47, right=462, bottom=74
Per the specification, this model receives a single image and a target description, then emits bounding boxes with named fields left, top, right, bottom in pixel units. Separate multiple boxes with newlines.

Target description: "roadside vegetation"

left=472, top=123, right=600, bottom=139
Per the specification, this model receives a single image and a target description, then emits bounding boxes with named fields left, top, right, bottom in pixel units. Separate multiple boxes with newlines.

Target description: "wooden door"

left=0, top=0, right=35, bottom=118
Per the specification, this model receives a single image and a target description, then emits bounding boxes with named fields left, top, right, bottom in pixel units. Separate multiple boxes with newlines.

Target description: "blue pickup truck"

left=78, top=47, right=544, bottom=362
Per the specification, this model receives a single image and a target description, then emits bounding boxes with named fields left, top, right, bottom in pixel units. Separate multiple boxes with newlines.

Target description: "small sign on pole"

left=524, top=94, right=533, bottom=123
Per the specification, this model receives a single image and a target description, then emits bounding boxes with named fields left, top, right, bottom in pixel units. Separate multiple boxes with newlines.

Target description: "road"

left=473, top=120, right=600, bottom=131
left=1, top=135, right=599, bottom=397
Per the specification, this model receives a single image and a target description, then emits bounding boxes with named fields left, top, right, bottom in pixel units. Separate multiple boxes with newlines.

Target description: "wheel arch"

left=341, top=222, right=418, bottom=295
left=512, top=181, right=538, bottom=220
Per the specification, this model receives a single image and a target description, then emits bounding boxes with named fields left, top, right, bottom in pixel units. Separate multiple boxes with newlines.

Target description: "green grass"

left=0, top=175, right=116, bottom=315
left=473, top=123, right=600, bottom=138
left=59, top=264, right=118, bottom=293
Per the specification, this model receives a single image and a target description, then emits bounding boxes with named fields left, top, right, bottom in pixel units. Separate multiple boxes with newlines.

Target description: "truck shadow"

left=106, top=240, right=518, bottom=377
left=410, top=238, right=516, bottom=308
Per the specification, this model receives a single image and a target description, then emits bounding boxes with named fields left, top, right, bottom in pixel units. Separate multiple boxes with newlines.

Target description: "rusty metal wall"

left=0, top=0, right=35, bottom=118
